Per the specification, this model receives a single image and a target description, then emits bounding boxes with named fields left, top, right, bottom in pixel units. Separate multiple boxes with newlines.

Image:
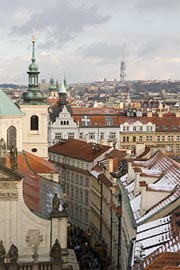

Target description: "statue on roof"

left=8, top=244, right=18, bottom=263
left=52, top=193, right=60, bottom=214
left=10, top=145, right=18, bottom=170
left=50, top=239, right=63, bottom=264
left=0, top=240, right=6, bottom=263
left=0, top=138, right=6, bottom=166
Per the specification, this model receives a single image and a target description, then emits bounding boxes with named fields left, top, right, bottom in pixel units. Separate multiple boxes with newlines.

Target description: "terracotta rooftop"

left=72, top=107, right=118, bottom=115
left=118, top=113, right=180, bottom=132
left=152, top=113, right=180, bottom=132
left=105, top=149, right=127, bottom=159
left=144, top=252, right=180, bottom=270
left=48, top=139, right=112, bottom=162
left=71, top=106, right=120, bottom=127
left=23, top=150, right=57, bottom=174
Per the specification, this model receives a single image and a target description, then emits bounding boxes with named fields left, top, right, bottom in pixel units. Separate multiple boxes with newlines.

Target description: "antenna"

left=120, top=43, right=126, bottom=82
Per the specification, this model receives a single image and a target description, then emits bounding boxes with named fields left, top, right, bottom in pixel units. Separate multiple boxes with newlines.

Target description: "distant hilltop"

left=0, top=84, right=27, bottom=90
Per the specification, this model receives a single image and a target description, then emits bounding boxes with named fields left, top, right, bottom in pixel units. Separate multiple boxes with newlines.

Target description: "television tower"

left=120, top=43, right=126, bottom=82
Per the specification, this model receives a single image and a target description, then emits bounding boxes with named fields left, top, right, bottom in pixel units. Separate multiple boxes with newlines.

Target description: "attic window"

left=31, top=148, right=37, bottom=152
left=105, top=116, right=113, bottom=126
left=162, top=125, right=167, bottom=130
left=82, top=115, right=91, bottom=126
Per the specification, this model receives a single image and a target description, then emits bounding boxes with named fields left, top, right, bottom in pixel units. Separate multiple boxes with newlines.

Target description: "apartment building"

left=48, top=139, right=113, bottom=230
left=119, top=112, right=180, bottom=157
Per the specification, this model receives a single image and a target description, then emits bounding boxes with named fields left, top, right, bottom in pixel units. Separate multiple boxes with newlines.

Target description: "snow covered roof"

left=119, top=150, right=180, bottom=224
left=133, top=207, right=180, bottom=269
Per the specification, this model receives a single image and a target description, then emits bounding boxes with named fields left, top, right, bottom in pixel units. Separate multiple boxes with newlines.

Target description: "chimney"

left=134, top=167, right=142, bottom=195
left=136, top=143, right=145, bottom=157
left=147, top=111, right=152, bottom=117
left=107, top=158, right=114, bottom=173
left=127, top=159, right=135, bottom=183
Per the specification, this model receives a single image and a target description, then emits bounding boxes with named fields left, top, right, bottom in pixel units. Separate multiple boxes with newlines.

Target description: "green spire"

left=32, top=35, right=35, bottom=63
left=28, top=36, right=38, bottom=72
left=22, top=37, right=47, bottom=104
left=49, top=76, right=57, bottom=91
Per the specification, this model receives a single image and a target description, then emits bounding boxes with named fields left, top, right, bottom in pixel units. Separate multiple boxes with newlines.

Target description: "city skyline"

left=1, top=0, right=180, bottom=84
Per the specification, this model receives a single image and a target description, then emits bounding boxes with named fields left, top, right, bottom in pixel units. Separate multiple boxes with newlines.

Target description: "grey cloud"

left=78, top=42, right=123, bottom=64
left=10, top=0, right=110, bottom=47
left=0, top=0, right=52, bottom=12
left=134, top=0, right=180, bottom=13
left=134, top=38, right=180, bottom=60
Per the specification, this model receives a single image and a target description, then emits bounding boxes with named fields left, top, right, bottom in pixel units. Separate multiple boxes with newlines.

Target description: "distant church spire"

left=58, top=73, right=67, bottom=106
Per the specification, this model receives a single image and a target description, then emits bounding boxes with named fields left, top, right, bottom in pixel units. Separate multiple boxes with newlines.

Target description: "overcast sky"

left=1, top=0, right=180, bottom=84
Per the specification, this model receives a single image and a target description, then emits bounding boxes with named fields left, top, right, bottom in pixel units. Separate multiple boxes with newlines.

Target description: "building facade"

left=48, top=139, right=113, bottom=231
left=48, top=91, right=180, bottom=157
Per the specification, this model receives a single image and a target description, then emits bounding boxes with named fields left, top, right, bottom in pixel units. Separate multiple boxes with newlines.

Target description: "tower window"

left=7, top=126, right=16, bottom=150
left=31, top=115, right=39, bottom=130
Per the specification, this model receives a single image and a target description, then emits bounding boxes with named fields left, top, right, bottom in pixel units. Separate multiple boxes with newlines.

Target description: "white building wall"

left=21, top=104, right=48, bottom=159
left=48, top=107, right=121, bottom=148
left=0, top=116, right=23, bottom=151
left=0, top=178, right=66, bottom=261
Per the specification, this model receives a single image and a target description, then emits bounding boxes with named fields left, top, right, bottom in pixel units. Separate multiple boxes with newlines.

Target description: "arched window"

left=7, top=126, right=16, bottom=150
left=31, top=115, right=39, bottom=130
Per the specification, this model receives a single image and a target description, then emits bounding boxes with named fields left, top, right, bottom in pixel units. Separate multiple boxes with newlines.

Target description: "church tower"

left=58, top=74, right=67, bottom=107
left=49, top=76, right=58, bottom=98
left=20, top=37, right=48, bottom=159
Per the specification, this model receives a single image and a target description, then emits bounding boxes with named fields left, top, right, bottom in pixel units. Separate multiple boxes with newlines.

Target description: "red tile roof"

left=72, top=107, right=118, bottom=115
left=48, top=139, right=112, bottom=161
left=152, top=113, right=180, bottom=132
left=145, top=252, right=180, bottom=270
left=23, top=150, right=57, bottom=174
left=72, top=107, right=120, bottom=127
left=118, top=116, right=154, bottom=125
left=118, top=113, right=180, bottom=132
left=6, top=151, right=60, bottom=216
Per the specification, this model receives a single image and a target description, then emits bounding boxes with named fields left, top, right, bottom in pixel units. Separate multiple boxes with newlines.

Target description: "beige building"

left=90, top=161, right=122, bottom=270
left=119, top=112, right=180, bottom=157
left=48, top=139, right=128, bottom=269
left=48, top=139, right=113, bottom=231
